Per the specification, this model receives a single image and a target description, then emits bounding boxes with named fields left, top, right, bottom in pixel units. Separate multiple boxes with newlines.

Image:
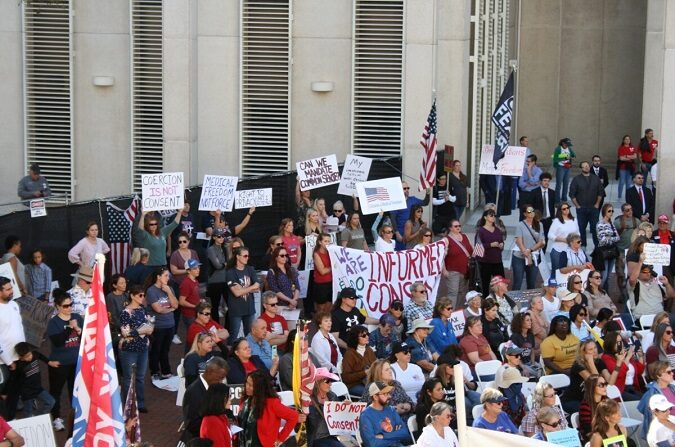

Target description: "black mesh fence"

left=0, top=157, right=403, bottom=288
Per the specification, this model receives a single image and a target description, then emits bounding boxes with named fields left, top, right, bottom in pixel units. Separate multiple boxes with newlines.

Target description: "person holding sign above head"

left=202, top=207, right=255, bottom=247
left=589, top=399, right=631, bottom=447
left=359, top=381, right=412, bottom=447
left=137, top=207, right=185, bottom=267
left=390, top=180, right=431, bottom=251
left=371, top=210, right=396, bottom=252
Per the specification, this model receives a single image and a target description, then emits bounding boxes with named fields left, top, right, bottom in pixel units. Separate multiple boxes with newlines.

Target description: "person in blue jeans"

left=146, top=267, right=178, bottom=381
left=568, top=161, right=604, bottom=248
left=552, top=138, right=576, bottom=203
left=14, top=342, right=56, bottom=417
left=512, top=206, right=546, bottom=290
left=119, top=285, right=152, bottom=412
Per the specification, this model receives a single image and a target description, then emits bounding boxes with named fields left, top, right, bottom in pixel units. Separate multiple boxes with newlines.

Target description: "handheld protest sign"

left=199, top=175, right=238, bottom=211
left=478, top=145, right=527, bottom=176
left=356, top=177, right=406, bottom=215
left=234, top=188, right=272, bottom=209
left=338, top=154, right=372, bottom=196
left=141, top=172, right=185, bottom=211
left=296, top=154, right=340, bottom=191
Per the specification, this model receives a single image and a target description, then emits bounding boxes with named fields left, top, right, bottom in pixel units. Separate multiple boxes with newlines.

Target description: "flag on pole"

left=124, top=366, right=141, bottom=444
left=106, top=198, right=139, bottom=275
left=491, top=71, right=515, bottom=168
left=293, top=322, right=316, bottom=447
left=72, top=254, right=125, bottom=447
left=419, top=100, right=438, bottom=191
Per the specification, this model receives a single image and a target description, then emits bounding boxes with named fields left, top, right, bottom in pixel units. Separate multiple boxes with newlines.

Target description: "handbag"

left=600, top=244, right=619, bottom=260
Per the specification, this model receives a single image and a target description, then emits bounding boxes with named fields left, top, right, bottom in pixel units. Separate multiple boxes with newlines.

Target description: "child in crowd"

left=14, top=342, right=57, bottom=417
left=25, top=248, right=52, bottom=301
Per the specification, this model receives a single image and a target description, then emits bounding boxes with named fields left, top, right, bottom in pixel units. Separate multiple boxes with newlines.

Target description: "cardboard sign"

left=296, top=155, right=341, bottom=191
left=546, top=428, right=582, bottom=447
left=8, top=414, right=57, bottom=447
left=0, top=263, right=21, bottom=298
left=298, top=269, right=310, bottom=298
left=141, top=172, right=185, bottom=211
left=328, top=242, right=445, bottom=318
left=450, top=310, right=466, bottom=338
left=356, top=177, right=407, bottom=215
left=30, top=198, right=47, bottom=218
left=198, top=175, right=238, bottom=211
left=444, top=145, right=455, bottom=172
left=643, top=243, right=671, bottom=266
left=234, top=188, right=272, bottom=209
left=478, top=145, right=527, bottom=176
left=337, top=154, right=372, bottom=196
left=15, top=295, right=55, bottom=347
left=323, top=401, right=368, bottom=436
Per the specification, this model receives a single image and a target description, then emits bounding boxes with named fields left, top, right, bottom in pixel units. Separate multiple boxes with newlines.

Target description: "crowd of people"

left=0, top=132, right=674, bottom=447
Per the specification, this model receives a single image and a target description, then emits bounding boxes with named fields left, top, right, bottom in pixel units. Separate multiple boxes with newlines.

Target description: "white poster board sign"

left=450, top=310, right=466, bottom=338
left=304, top=233, right=337, bottom=270
left=323, top=401, right=368, bottom=436
left=199, top=175, right=238, bottom=211
left=356, top=177, right=407, bottom=215
left=8, top=414, right=57, bottom=447
left=643, top=243, right=671, bottom=266
left=29, top=199, right=47, bottom=218
left=0, top=263, right=21, bottom=298
left=337, top=154, right=372, bottom=196
left=141, top=172, right=185, bottom=211
left=296, top=154, right=341, bottom=191
left=234, top=188, right=272, bottom=209
left=478, top=145, right=528, bottom=176
left=297, top=269, right=310, bottom=298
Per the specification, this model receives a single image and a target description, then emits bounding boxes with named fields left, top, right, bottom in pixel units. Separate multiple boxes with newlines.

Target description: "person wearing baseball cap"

left=405, top=318, right=437, bottom=374
left=369, top=314, right=397, bottom=360
left=542, top=278, right=560, bottom=321
left=464, top=290, right=483, bottom=317
left=388, top=341, right=425, bottom=403
left=178, top=257, right=203, bottom=328
left=473, top=387, right=518, bottom=433
left=359, top=381, right=412, bottom=447
left=646, top=394, right=675, bottom=447
left=487, top=275, right=518, bottom=325
left=331, top=288, right=379, bottom=349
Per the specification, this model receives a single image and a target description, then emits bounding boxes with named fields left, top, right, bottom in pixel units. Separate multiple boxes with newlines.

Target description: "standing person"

left=169, top=201, right=197, bottom=250
left=106, top=273, right=127, bottom=373
left=13, top=342, right=56, bottom=418
left=199, top=383, right=232, bottom=447
left=444, top=219, right=473, bottom=306
left=17, top=162, right=50, bottom=201
left=532, top=172, right=555, bottom=248
left=518, top=155, right=542, bottom=212
left=178, top=259, right=202, bottom=331
left=475, top=209, right=505, bottom=294
left=614, top=203, right=639, bottom=300
left=67, top=221, right=111, bottom=269
left=145, top=267, right=179, bottom=381
left=569, top=161, right=604, bottom=248
left=627, top=173, right=655, bottom=223
left=2, top=236, right=26, bottom=295
left=390, top=180, right=431, bottom=250
left=653, top=214, right=675, bottom=284
left=415, top=401, right=459, bottom=447
left=595, top=204, right=621, bottom=290
left=279, top=218, right=302, bottom=269
left=136, top=208, right=184, bottom=267
left=312, top=232, right=334, bottom=314
left=25, top=248, right=52, bottom=301
left=181, top=357, right=228, bottom=441
left=169, top=231, right=199, bottom=287
left=371, top=211, right=396, bottom=252
left=552, top=137, right=576, bottom=203
left=119, top=285, right=152, bottom=413
left=47, top=291, right=83, bottom=431
left=206, top=228, right=228, bottom=324
left=359, top=382, right=412, bottom=447
left=67, top=266, right=93, bottom=317
left=448, top=160, right=469, bottom=221
left=239, top=370, right=303, bottom=447
left=591, top=155, right=609, bottom=207
left=403, top=205, right=428, bottom=249
left=432, top=173, right=456, bottom=235
left=547, top=202, right=580, bottom=274
left=225, top=246, right=259, bottom=342
left=202, top=207, right=255, bottom=247
left=266, top=246, right=301, bottom=310
left=0, top=277, right=25, bottom=421
left=303, top=208, right=322, bottom=236
left=617, top=136, right=638, bottom=199
left=638, top=128, right=659, bottom=186
left=512, top=205, right=545, bottom=290
left=341, top=212, right=369, bottom=251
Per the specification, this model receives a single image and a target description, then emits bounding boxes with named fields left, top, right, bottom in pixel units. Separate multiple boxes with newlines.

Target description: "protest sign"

left=323, top=401, right=368, bottom=436
left=337, top=154, right=372, bottom=196
left=478, top=145, right=527, bottom=176
left=304, top=233, right=337, bottom=270
left=328, top=242, right=446, bottom=318
left=450, top=310, right=466, bottom=338
left=643, top=243, right=671, bottom=266
left=198, top=175, right=238, bottom=211
left=298, top=269, right=310, bottom=298
left=0, top=263, right=20, bottom=298
left=546, top=428, right=582, bottom=447
left=443, top=145, right=455, bottom=172
left=228, top=384, right=245, bottom=417
left=16, top=295, right=55, bottom=347
left=356, top=177, right=406, bottom=215
left=297, top=154, right=340, bottom=191
left=141, top=172, right=184, bottom=211
left=30, top=198, right=47, bottom=218
left=8, top=414, right=57, bottom=447
left=555, top=269, right=591, bottom=290
left=234, top=188, right=272, bottom=209
left=602, top=434, right=627, bottom=447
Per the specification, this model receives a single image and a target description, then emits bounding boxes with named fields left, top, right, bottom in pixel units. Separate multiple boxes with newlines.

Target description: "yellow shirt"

left=540, top=334, right=580, bottom=373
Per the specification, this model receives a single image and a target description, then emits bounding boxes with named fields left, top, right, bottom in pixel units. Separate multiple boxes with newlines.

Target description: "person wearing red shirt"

left=259, top=291, right=289, bottom=352
left=444, top=219, right=472, bottom=307
left=186, top=302, right=229, bottom=352
left=616, top=134, right=637, bottom=199
left=199, top=383, right=232, bottom=447
left=0, top=415, right=24, bottom=446
left=653, top=214, right=675, bottom=284
left=639, top=128, right=659, bottom=186
left=178, top=259, right=202, bottom=325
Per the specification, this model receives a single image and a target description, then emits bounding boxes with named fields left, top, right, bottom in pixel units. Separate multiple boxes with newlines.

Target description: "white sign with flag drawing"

left=337, top=154, right=372, bottom=196
left=356, top=177, right=406, bottom=215
left=478, top=145, right=527, bottom=177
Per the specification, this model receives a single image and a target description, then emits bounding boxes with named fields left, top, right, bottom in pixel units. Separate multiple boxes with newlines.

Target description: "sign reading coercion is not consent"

left=296, top=154, right=341, bottom=191
left=141, top=172, right=185, bottom=211
left=199, top=175, right=238, bottom=211
left=235, top=188, right=272, bottom=209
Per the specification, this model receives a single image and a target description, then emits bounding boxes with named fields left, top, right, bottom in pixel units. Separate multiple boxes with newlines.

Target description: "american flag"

left=72, top=256, right=125, bottom=446
left=365, top=187, right=390, bottom=203
left=106, top=199, right=139, bottom=275
left=419, top=100, right=438, bottom=191
left=124, top=367, right=141, bottom=444
left=473, top=235, right=485, bottom=258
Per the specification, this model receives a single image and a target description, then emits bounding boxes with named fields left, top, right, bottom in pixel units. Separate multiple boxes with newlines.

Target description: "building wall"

left=514, top=0, right=647, bottom=166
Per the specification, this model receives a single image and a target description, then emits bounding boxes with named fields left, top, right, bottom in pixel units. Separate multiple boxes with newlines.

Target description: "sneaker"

left=53, top=417, right=65, bottom=431
left=152, top=374, right=161, bottom=382
left=161, top=373, right=173, bottom=380
left=172, top=334, right=182, bottom=345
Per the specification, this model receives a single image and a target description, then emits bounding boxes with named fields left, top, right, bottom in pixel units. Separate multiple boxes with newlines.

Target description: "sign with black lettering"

left=199, top=175, right=238, bottom=211
left=296, top=155, right=340, bottom=191
left=141, top=172, right=185, bottom=211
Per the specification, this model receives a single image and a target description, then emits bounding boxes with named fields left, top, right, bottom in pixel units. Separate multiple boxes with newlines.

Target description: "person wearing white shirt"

left=389, top=341, right=425, bottom=404
left=310, top=312, right=343, bottom=374
left=541, top=278, right=560, bottom=322
left=371, top=211, right=396, bottom=252
left=547, top=202, right=580, bottom=274
left=647, top=395, right=675, bottom=447
left=0, top=276, right=26, bottom=421
left=416, top=401, right=459, bottom=447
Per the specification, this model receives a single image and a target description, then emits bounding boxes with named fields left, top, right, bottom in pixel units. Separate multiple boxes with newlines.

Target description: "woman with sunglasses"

left=312, top=233, right=334, bottom=314
left=640, top=312, right=671, bottom=355
left=427, top=297, right=459, bottom=355
left=589, top=399, right=628, bottom=447
left=532, top=406, right=564, bottom=441
left=307, top=368, right=344, bottom=447
left=371, top=210, right=396, bottom=252
left=540, top=315, right=579, bottom=375
left=310, top=312, right=343, bottom=374
left=475, top=209, right=505, bottom=294
left=473, top=387, right=518, bottom=433
left=601, top=331, right=644, bottom=401
left=267, top=246, right=300, bottom=310
left=547, top=201, right=580, bottom=273
left=137, top=207, right=185, bottom=267
left=47, top=290, right=84, bottom=430
left=512, top=204, right=546, bottom=290
left=361, top=359, right=414, bottom=415
left=646, top=323, right=675, bottom=373
left=444, top=219, right=472, bottom=305
left=279, top=218, right=303, bottom=269
left=558, top=233, right=594, bottom=275
left=646, top=394, right=675, bottom=447
left=342, top=325, right=377, bottom=397
left=389, top=341, right=425, bottom=403
left=186, top=302, right=228, bottom=352
left=145, top=267, right=179, bottom=381
left=404, top=205, right=429, bottom=249
left=579, top=375, right=610, bottom=442
left=566, top=273, right=587, bottom=307
left=183, top=332, right=219, bottom=387
left=225, top=246, right=260, bottom=343
left=330, top=200, right=348, bottom=228
left=416, top=401, right=459, bottom=447
left=260, top=235, right=284, bottom=270
left=387, top=301, right=407, bottom=341
left=206, top=227, right=228, bottom=321
left=637, top=361, right=675, bottom=440
left=569, top=304, right=591, bottom=341
left=584, top=270, right=617, bottom=318
left=596, top=204, right=621, bottom=290
left=168, top=231, right=199, bottom=285
left=521, top=381, right=567, bottom=437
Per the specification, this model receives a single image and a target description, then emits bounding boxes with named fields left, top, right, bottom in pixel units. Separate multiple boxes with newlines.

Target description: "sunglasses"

left=445, top=307, right=453, bottom=311
left=359, top=333, right=369, bottom=338
left=591, top=275, right=601, bottom=279
left=666, top=330, right=673, bottom=335
left=578, top=313, right=587, bottom=317
left=61, top=303, right=72, bottom=308
left=403, top=187, right=410, bottom=190
left=607, top=210, right=614, bottom=213
left=384, top=230, right=393, bottom=234
left=573, top=280, right=582, bottom=284
left=452, top=224, right=461, bottom=228
left=526, top=208, right=535, bottom=213
left=214, top=235, right=225, bottom=238
left=178, top=240, right=189, bottom=244
left=275, top=242, right=284, bottom=247
left=664, top=370, right=674, bottom=375
left=416, top=290, right=427, bottom=294
left=266, top=302, right=278, bottom=307
left=423, top=234, right=432, bottom=237
left=135, top=293, right=146, bottom=298
left=333, top=209, right=344, bottom=213
left=543, top=419, right=562, bottom=428
left=544, top=393, right=556, bottom=399
left=239, top=254, right=250, bottom=258
left=148, top=223, right=158, bottom=226
left=200, top=312, right=211, bottom=316
left=560, top=207, right=570, bottom=211
left=278, top=254, right=288, bottom=258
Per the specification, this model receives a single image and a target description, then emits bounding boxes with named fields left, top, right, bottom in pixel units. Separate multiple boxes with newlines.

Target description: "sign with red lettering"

left=141, top=172, right=185, bottom=211
left=323, top=401, right=367, bottom=436
left=327, top=241, right=447, bottom=318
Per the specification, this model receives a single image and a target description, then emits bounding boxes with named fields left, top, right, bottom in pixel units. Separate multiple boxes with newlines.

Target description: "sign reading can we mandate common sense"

left=296, top=154, right=341, bottom=191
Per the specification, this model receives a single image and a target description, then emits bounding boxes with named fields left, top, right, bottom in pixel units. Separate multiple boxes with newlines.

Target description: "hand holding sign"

left=338, top=154, right=372, bottom=196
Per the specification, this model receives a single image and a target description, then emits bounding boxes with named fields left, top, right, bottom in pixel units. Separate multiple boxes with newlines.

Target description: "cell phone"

left=272, top=345, right=278, bottom=358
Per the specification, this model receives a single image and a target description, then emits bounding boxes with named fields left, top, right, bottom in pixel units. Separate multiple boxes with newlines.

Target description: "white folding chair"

left=497, top=342, right=507, bottom=361
left=605, top=385, right=641, bottom=435
left=475, top=359, right=502, bottom=391
left=571, top=412, right=580, bottom=429
left=407, top=415, right=418, bottom=444
left=539, top=374, right=571, bottom=390
left=472, top=404, right=484, bottom=420
left=521, top=382, right=537, bottom=402
left=639, top=314, right=655, bottom=329
left=278, top=390, right=295, bottom=407
left=330, top=381, right=352, bottom=401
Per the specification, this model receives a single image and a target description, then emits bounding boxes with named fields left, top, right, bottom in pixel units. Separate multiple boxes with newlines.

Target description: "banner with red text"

left=323, top=401, right=368, bottom=436
left=327, top=241, right=446, bottom=318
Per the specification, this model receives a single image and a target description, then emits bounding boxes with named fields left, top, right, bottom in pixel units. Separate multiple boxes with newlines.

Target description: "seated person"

left=646, top=395, right=675, bottom=447
left=368, top=314, right=398, bottom=359
left=520, top=381, right=568, bottom=437
left=540, top=315, right=579, bottom=374
left=481, top=298, right=508, bottom=358
left=389, top=342, right=425, bottom=404
left=183, top=333, right=219, bottom=387
left=342, top=325, right=377, bottom=396
left=246, top=319, right=275, bottom=370
left=638, top=361, right=675, bottom=440
left=414, top=378, right=445, bottom=439
left=495, top=366, right=528, bottom=427
left=405, top=318, right=438, bottom=374
left=434, top=352, right=481, bottom=424
left=307, top=368, right=346, bottom=447
left=472, top=387, right=519, bottom=434
left=562, top=339, right=612, bottom=413
left=427, top=296, right=459, bottom=354
left=186, top=302, right=229, bottom=353
left=259, top=291, right=289, bottom=352
left=532, top=406, right=567, bottom=441
left=459, top=316, right=498, bottom=376
left=359, top=382, right=412, bottom=447
left=225, top=338, right=274, bottom=384
left=331, top=287, right=378, bottom=349
left=600, top=330, right=644, bottom=401
left=498, top=343, right=539, bottom=381
left=311, top=311, right=343, bottom=374
left=588, top=399, right=628, bottom=447
left=416, top=401, right=460, bottom=447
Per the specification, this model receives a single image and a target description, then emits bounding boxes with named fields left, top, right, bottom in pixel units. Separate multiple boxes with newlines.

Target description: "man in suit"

left=181, top=356, right=228, bottom=440
left=532, top=171, right=555, bottom=248
left=626, top=172, right=654, bottom=223
left=590, top=155, right=609, bottom=207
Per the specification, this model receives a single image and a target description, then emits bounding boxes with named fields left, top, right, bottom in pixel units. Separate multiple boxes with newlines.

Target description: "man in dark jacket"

left=590, top=155, right=609, bottom=207
left=569, top=161, right=604, bottom=248
left=181, top=356, right=228, bottom=440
